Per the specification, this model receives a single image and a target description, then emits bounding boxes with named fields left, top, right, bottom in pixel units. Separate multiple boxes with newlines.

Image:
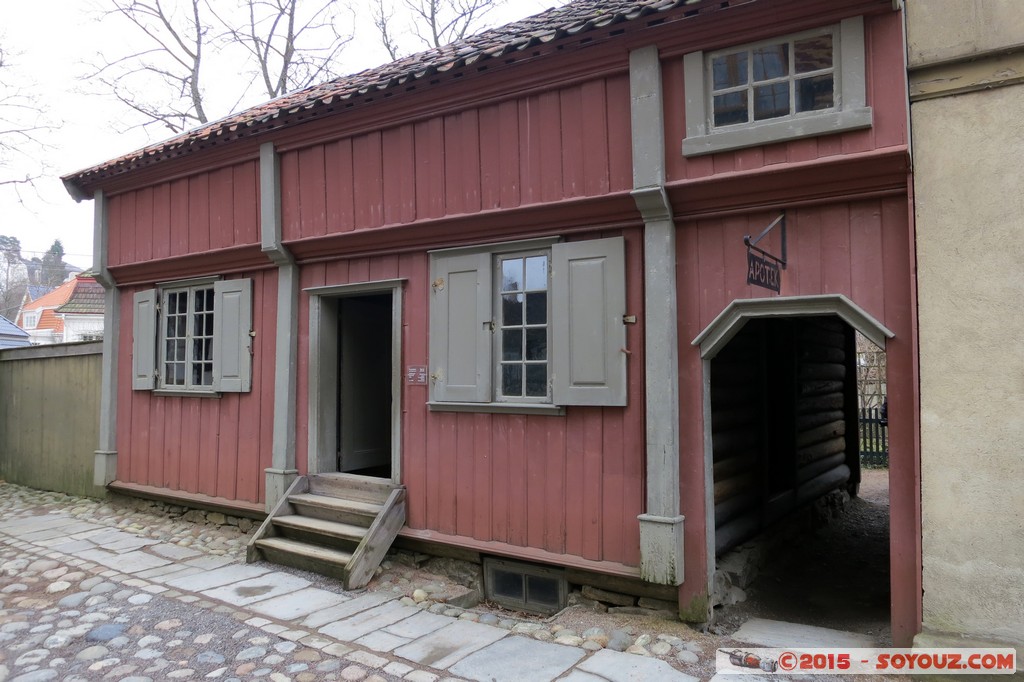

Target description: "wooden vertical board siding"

left=162, top=397, right=182, bottom=489
left=443, top=114, right=465, bottom=215
left=414, top=118, right=446, bottom=220
left=152, top=183, right=172, bottom=260
left=497, top=100, right=521, bottom=208
left=179, top=398, right=201, bottom=492
left=580, top=407, right=604, bottom=561
left=605, top=74, right=633, bottom=193
left=601, top=405, right=627, bottom=564
left=563, top=409, right=586, bottom=557
left=208, top=165, right=235, bottom=250
left=581, top=79, right=611, bottom=197
left=505, top=414, right=528, bottom=547
left=354, top=131, right=385, bottom=229
left=560, top=86, right=585, bottom=199
left=120, top=192, right=137, bottom=265
left=234, top=161, right=259, bottom=246
left=134, top=187, right=154, bottom=263
left=472, top=412, right=492, bottom=541
left=298, top=145, right=328, bottom=239
left=867, top=13, right=908, bottom=150
left=129, top=375, right=150, bottom=486
left=525, top=415, right=548, bottom=551
left=216, top=394, right=240, bottom=500
left=196, top=396, right=219, bottom=497
left=518, top=96, right=543, bottom=205
left=382, top=126, right=416, bottom=225
left=116, top=294, right=134, bottom=482
left=488, top=416, right=510, bottom=543
left=187, top=174, right=211, bottom=253
left=400, top=253, right=429, bottom=526
left=662, top=60, right=695, bottom=181
left=169, top=179, right=190, bottom=258
left=106, top=195, right=123, bottom=267
left=436, top=413, right=458, bottom=535
left=250, top=269, right=277, bottom=503
left=849, top=200, right=885, bottom=320
left=325, top=139, right=356, bottom=232
left=544, top=418, right=567, bottom=554
left=280, top=151, right=301, bottom=242
left=147, top=388, right=164, bottom=488
left=538, top=91, right=563, bottom=204
left=455, top=411, right=476, bottom=538
left=294, top=264, right=327, bottom=476
left=621, top=229, right=646, bottom=561
left=478, top=105, right=502, bottom=210
left=821, top=204, right=853, bottom=294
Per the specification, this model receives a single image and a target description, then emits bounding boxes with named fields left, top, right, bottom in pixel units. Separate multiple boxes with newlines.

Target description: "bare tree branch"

left=0, top=42, right=55, bottom=194
left=373, top=0, right=507, bottom=58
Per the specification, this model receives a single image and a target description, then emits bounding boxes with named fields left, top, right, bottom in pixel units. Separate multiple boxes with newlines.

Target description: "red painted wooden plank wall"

left=115, top=270, right=277, bottom=505
left=106, top=160, right=260, bottom=268
left=277, top=74, right=632, bottom=243
left=292, top=228, right=646, bottom=568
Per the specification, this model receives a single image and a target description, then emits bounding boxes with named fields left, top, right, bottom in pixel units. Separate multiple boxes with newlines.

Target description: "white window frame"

left=132, top=277, right=253, bottom=396
left=22, top=311, right=40, bottom=329
left=493, top=248, right=552, bottom=405
left=428, top=236, right=627, bottom=414
left=683, top=16, right=873, bottom=157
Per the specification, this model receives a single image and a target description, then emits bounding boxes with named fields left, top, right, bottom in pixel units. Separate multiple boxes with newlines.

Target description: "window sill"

left=152, top=389, right=221, bottom=399
left=428, top=401, right=565, bottom=416
left=682, top=107, right=873, bottom=157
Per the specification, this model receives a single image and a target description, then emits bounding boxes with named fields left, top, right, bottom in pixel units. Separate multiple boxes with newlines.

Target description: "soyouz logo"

left=716, top=648, right=1017, bottom=675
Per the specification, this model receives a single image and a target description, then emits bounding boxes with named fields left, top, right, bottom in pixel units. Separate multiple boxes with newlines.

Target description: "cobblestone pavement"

left=0, top=483, right=699, bottom=682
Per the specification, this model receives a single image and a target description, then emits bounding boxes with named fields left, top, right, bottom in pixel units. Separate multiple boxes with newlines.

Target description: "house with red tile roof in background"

left=17, top=274, right=106, bottom=344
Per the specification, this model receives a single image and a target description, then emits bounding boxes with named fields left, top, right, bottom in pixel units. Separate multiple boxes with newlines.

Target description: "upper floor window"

left=132, top=278, right=253, bottom=395
left=683, top=17, right=873, bottom=156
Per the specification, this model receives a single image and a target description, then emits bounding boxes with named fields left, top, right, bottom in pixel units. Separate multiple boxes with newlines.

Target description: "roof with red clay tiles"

left=56, top=278, right=105, bottom=315
left=62, top=0, right=738, bottom=193
left=18, top=275, right=103, bottom=333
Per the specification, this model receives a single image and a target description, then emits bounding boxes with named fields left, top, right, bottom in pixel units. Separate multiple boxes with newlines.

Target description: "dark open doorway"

left=707, top=314, right=891, bottom=643
left=336, top=294, right=393, bottom=478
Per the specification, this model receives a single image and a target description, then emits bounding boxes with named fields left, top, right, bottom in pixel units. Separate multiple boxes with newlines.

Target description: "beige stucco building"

left=908, top=0, right=1024, bottom=654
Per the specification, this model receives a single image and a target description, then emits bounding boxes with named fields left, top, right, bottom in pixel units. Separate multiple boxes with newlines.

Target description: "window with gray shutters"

left=132, top=278, right=252, bottom=394
left=429, top=237, right=626, bottom=411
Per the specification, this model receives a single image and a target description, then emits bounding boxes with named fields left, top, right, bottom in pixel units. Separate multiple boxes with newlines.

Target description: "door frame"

left=307, top=279, right=404, bottom=483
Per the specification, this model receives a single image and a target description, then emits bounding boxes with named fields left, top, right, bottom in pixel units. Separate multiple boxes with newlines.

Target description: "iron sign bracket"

left=744, top=211, right=787, bottom=269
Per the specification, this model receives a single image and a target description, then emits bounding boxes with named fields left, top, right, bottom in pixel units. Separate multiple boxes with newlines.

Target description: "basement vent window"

left=483, top=558, right=567, bottom=615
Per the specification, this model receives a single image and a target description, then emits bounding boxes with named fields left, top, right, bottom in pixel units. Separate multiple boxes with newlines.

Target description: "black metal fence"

left=859, top=406, right=888, bottom=467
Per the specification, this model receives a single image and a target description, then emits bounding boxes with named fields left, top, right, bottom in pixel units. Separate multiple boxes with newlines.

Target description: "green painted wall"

left=0, top=342, right=106, bottom=498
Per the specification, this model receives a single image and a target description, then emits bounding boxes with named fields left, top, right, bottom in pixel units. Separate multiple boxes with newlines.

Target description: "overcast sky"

left=1, top=0, right=563, bottom=270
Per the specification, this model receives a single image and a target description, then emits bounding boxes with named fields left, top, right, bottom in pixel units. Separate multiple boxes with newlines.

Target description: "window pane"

left=173, top=362, right=185, bottom=385
left=752, top=43, right=789, bottom=81
left=175, top=339, right=186, bottom=362
left=713, top=91, right=748, bottom=127
left=524, top=256, right=547, bottom=291
left=527, top=575, right=559, bottom=607
left=502, top=259, right=522, bottom=293
left=502, top=364, right=523, bottom=397
left=525, top=292, right=547, bottom=325
left=201, top=363, right=213, bottom=386
left=712, top=52, right=747, bottom=89
left=525, top=365, right=547, bottom=397
left=492, top=570, right=524, bottom=600
left=502, top=294, right=523, bottom=326
left=795, top=34, right=832, bottom=73
left=797, top=74, right=834, bottom=112
left=502, top=329, right=523, bottom=361
left=176, top=293, right=187, bottom=314
left=754, top=82, right=790, bottom=120
left=526, top=328, right=547, bottom=361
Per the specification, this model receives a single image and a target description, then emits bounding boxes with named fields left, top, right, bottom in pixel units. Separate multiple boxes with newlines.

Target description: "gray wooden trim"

left=92, top=190, right=114, bottom=288
left=630, top=45, right=665, bottom=189
left=427, top=401, right=565, bottom=416
left=428, top=236, right=559, bottom=257
left=682, top=17, right=873, bottom=157
left=700, top=356, right=716, bottom=620
left=152, top=389, right=221, bottom=399
left=95, top=188, right=119, bottom=486
left=272, top=263, right=300, bottom=472
left=692, top=294, right=895, bottom=359
left=631, top=44, right=684, bottom=586
left=307, top=280, right=404, bottom=484
left=260, top=142, right=292, bottom=266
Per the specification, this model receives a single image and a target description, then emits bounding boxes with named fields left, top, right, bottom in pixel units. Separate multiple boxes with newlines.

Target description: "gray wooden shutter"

left=552, top=237, right=627, bottom=406
left=132, top=289, right=158, bottom=390
left=213, top=279, right=253, bottom=393
left=429, top=252, right=492, bottom=402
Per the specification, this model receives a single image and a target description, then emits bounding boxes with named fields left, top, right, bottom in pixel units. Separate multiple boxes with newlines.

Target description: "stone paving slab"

left=319, top=600, right=422, bottom=642
left=357, top=628, right=415, bottom=653
left=99, top=550, right=171, bottom=573
left=246, top=586, right=350, bottom=620
left=301, top=591, right=392, bottom=629
left=449, top=634, right=585, bottom=682
left=382, top=611, right=452, bottom=640
left=731, top=618, right=875, bottom=648
left=393, top=619, right=508, bottom=671
left=200, top=571, right=311, bottom=606
left=165, top=562, right=272, bottom=591
left=576, top=648, right=700, bottom=682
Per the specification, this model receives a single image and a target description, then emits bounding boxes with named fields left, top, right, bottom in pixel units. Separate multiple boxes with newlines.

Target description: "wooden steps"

left=247, top=474, right=406, bottom=589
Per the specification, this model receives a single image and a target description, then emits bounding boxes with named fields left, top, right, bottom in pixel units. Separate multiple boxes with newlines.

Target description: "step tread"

left=273, top=515, right=367, bottom=541
left=256, top=536, right=353, bottom=565
left=289, top=493, right=384, bottom=516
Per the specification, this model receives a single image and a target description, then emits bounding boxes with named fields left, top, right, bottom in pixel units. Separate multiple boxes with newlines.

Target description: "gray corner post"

left=93, top=190, right=121, bottom=487
left=630, top=45, right=685, bottom=586
left=261, top=142, right=300, bottom=511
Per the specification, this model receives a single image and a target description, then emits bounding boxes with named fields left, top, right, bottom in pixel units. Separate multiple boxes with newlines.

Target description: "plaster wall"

left=912, top=83, right=1024, bottom=646
left=906, top=0, right=1024, bottom=67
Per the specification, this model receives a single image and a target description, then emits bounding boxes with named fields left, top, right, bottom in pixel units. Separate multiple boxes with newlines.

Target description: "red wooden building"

left=63, top=0, right=920, bottom=644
